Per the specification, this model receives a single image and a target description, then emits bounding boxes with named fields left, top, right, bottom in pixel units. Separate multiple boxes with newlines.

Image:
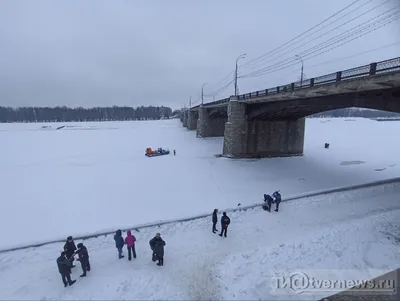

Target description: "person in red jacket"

left=125, top=230, right=137, bottom=260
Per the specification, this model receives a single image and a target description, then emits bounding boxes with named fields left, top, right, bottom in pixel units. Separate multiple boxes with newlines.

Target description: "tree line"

left=310, top=108, right=400, bottom=118
left=0, top=106, right=181, bottom=123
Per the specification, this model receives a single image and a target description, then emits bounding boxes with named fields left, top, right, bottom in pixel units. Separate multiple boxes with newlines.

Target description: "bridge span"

left=181, top=57, right=400, bottom=158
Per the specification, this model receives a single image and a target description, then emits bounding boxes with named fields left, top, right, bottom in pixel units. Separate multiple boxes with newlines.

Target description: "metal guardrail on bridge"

left=189, top=56, right=400, bottom=110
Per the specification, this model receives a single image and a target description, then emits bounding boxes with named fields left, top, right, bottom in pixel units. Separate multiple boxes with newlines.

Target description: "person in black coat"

left=263, top=194, right=274, bottom=212
left=114, top=229, right=124, bottom=259
left=76, top=243, right=91, bottom=277
left=56, top=251, right=76, bottom=287
left=149, top=233, right=166, bottom=266
left=219, top=212, right=231, bottom=238
left=63, top=236, right=77, bottom=267
left=273, top=191, right=282, bottom=212
left=212, top=209, right=218, bottom=233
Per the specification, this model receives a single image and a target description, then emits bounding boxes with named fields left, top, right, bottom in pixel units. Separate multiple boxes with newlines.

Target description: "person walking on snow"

left=56, top=251, right=76, bottom=287
left=63, top=236, right=77, bottom=268
left=273, top=191, right=281, bottom=212
left=219, top=212, right=231, bottom=238
left=173, top=149, right=176, bottom=156
left=114, top=229, right=124, bottom=259
left=76, top=243, right=91, bottom=277
left=149, top=233, right=166, bottom=266
left=212, top=209, right=218, bottom=233
left=125, top=230, right=137, bottom=260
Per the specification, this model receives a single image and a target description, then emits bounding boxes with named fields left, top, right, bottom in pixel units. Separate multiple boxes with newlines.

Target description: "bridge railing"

left=191, top=57, right=400, bottom=107
left=191, top=97, right=230, bottom=109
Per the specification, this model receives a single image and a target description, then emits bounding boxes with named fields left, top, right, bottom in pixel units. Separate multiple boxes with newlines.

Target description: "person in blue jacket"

left=114, top=229, right=124, bottom=259
left=273, top=191, right=282, bottom=212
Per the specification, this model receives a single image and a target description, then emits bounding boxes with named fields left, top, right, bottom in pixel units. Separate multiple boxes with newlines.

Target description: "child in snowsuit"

left=114, top=229, right=124, bottom=259
left=125, top=230, right=137, bottom=260
left=76, top=243, right=91, bottom=277
left=63, top=236, right=77, bottom=267
left=149, top=233, right=166, bottom=266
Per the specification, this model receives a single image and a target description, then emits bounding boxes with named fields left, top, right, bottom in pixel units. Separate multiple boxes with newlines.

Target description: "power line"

left=244, top=0, right=377, bottom=70
left=240, top=14, right=399, bottom=79
left=198, top=0, right=399, bottom=103
left=256, top=40, right=400, bottom=86
left=305, top=40, right=400, bottom=69
left=241, top=0, right=365, bottom=68
left=205, top=79, right=235, bottom=97
left=198, top=0, right=368, bottom=100
left=298, top=3, right=398, bottom=57
left=241, top=1, right=397, bottom=78
left=239, top=14, right=399, bottom=79
left=240, top=8, right=400, bottom=78
left=203, top=70, right=235, bottom=92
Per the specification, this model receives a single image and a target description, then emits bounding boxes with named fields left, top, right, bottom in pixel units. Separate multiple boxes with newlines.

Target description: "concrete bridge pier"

left=222, top=96, right=305, bottom=158
left=187, top=110, right=197, bottom=130
left=196, top=105, right=226, bottom=137
left=182, top=110, right=188, bottom=127
left=223, top=97, right=247, bottom=155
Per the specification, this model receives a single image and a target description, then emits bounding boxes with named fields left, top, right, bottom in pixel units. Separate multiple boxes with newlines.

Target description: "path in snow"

left=0, top=182, right=399, bottom=300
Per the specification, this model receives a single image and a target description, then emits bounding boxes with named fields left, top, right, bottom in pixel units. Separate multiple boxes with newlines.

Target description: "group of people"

left=56, top=231, right=166, bottom=287
left=113, top=229, right=166, bottom=266
left=210, top=191, right=282, bottom=237
left=56, top=191, right=282, bottom=287
left=212, top=210, right=231, bottom=237
left=263, top=191, right=282, bottom=212
left=56, top=236, right=90, bottom=287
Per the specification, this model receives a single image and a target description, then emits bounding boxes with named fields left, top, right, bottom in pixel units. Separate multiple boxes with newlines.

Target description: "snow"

left=0, top=182, right=399, bottom=300
left=1, top=118, right=400, bottom=250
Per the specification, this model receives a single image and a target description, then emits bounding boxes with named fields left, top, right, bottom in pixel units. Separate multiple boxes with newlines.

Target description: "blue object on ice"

left=145, top=149, right=170, bottom=157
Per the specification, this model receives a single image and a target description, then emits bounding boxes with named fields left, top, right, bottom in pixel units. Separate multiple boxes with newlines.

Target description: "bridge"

left=180, top=57, right=400, bottom=158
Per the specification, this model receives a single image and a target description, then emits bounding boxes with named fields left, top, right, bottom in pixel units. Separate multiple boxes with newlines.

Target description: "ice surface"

left=0, top=182, right=399, bottom=300
left=1, top=118, right=400, bottom=250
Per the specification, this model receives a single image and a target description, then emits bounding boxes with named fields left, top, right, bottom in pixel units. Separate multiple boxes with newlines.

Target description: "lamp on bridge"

left=295, top=55, right=304, bottom=88
left=201, top=83, right=207, bottom=105
left=235, top=53, right=246, bottom=96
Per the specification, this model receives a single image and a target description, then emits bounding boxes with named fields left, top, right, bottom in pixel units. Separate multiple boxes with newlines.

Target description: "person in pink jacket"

left=124, top=230, right=137, bottom=260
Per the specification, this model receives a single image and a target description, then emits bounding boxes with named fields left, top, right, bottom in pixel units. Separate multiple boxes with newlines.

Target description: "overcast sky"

left=0, top=0, right=399, bottom=109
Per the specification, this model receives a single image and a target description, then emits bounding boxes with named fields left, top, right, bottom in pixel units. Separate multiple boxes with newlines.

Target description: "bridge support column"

left=246, top=119, right=305, bottom=157
left=222, top=97, right=305, bottom=158
left=187, top=110, right=197, bottom=130
left=223, top=97, right=248, bottom=156
left=182, top=110, right=188, bottom=127
left=197, top=105, right=226, bottom=137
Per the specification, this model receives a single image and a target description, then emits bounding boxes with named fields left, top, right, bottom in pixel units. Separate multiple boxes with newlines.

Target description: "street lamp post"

left=295, top=55, right=304, bottom=88
left=201, top=83, right=207, bottom=105
left=234, top=53, right=246, bottom=96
